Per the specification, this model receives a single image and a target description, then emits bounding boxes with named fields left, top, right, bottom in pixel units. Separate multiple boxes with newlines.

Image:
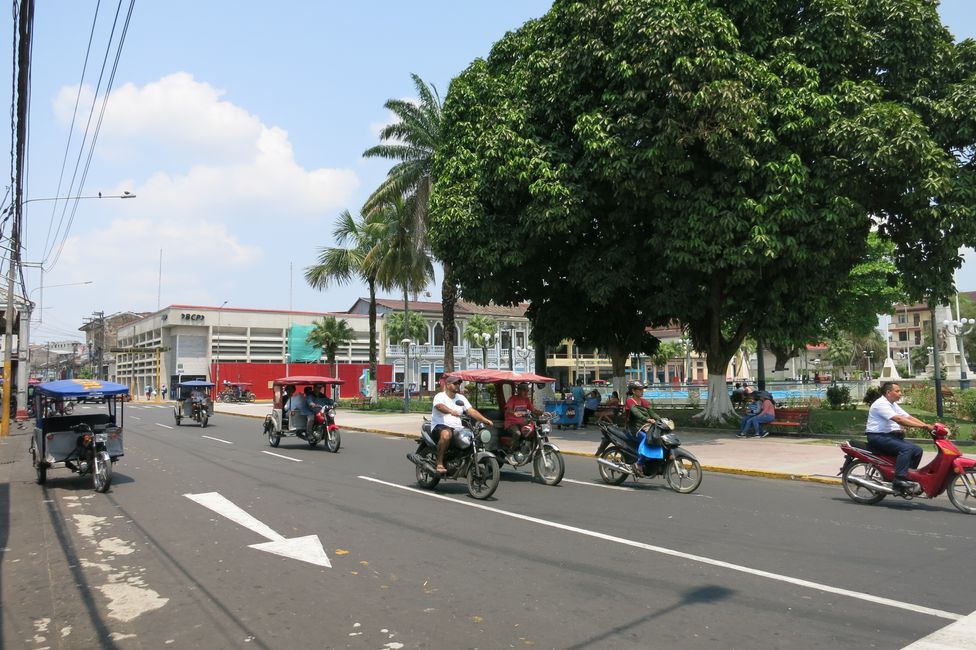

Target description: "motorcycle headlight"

left=94, top=433, right=108, bottom=443
left=456, top=428, right=474, bottom=449
left=480, top=429, right=492, bottom=444
left=327, top=408, right=336, bottom=418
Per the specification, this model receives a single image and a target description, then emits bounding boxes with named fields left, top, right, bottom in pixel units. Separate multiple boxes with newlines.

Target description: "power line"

left=39, top=0, right=102, bottom=260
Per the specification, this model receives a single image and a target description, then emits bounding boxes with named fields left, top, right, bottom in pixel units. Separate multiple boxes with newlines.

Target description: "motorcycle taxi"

left=444, top=369, right=565, bottom=485
left=29, top=379, right=128, bottom=492
left=174, top=380, right=214, bottom=427
left=218, top=381, right=255, bottom=402
left=263, top=375, right=343, bottom=452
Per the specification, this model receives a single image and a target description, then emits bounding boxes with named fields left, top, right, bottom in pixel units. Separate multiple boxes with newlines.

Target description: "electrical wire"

left=39, top=0, right=101, bottom=261
left=41, top=0, right=128, bottom=268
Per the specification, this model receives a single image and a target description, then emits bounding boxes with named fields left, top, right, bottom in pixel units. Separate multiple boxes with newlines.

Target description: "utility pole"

left=2, top=0, right=35, bottom=437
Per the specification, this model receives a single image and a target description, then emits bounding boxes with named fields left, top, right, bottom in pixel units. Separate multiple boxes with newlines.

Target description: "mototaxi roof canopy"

left=444, top=369, right=555, bottom=385
left=36, top=379, right=130, bottom=399
left=178, top=380, right=215, bottom=388
left=272, top=375, right=344, bottom=387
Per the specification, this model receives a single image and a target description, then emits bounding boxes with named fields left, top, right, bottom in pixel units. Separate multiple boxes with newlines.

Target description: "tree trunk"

left=368, top=280, right=378, bottom=403
left=696, top=373, right=738, bottom=422
left=442, top=263, right=457, bottom=373
left=607, top=343, right=629, bottom=403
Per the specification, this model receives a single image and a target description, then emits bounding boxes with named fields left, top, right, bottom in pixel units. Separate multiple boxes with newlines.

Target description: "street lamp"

left=515, top=345, right=534, bottom=372
left=215, top=301, right=228, bottom=395
left=897, top=350, right=912, bottom=377
left=480, top=332, right=495, bottom=369
left=679, top=337, right=691, bottom=384
left=401, top=338, right=412, bottom=413
left=943, top=316, right=976, bottom=389
left=863, top=350, right=875, bottom=381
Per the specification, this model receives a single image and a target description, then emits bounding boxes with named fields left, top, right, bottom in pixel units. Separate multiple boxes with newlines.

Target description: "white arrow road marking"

left=903, top=608, right=976, bottom=649
left=201, top=435, right=232, bottom=444
left=359, top=476, right=962, bottom=622
left=260, top=451, right=302, bottom=463
left=184, top=492, right=330, bottom=567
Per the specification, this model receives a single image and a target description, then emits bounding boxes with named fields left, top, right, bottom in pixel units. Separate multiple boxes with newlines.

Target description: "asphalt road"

left=2, top=403, right=975, bottom=649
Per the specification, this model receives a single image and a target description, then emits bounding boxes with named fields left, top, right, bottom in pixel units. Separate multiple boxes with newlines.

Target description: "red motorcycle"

left=839, top=423, right=976, bottom=514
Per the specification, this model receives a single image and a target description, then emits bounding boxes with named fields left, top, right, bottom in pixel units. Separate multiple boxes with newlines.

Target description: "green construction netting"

left=288, top=325, right=323, bottom=363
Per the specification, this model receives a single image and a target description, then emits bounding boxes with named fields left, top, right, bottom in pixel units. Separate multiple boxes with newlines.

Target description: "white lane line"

left=261, top=451, right=302, bottom=463
left=201, top=435, right=232, bottom=445
left=130, top=416, right=142, bottom=420
left=358, top=476, right=962, bottom=622
left=561, top=477, right=634, bottom=491
left=903, top=608, right=976, bottom=649
left=155, top=423, right=173, bottom=429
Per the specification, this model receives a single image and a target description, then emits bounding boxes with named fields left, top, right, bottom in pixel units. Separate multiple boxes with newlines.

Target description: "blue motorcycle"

left=595, top=418, right=702, bottom=493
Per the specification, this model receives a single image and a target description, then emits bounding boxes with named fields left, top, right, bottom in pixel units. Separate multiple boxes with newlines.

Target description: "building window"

left=898, top=331, right=907, bottom=341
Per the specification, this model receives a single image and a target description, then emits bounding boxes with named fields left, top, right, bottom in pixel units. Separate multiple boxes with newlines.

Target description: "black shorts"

left=432, top=424, right=462, bottom=443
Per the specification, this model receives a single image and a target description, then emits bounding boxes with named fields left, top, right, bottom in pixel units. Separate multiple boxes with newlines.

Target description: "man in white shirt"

left=431, top=376, right=493, bottom=474
left=866, top=382, right=933, bottom=492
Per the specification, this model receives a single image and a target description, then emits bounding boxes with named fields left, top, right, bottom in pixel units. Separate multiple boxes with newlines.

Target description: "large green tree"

left=363, top=74, right=462, bottom=373
left=430, top=0, right=976, bottom=422
left=305, top=209, right=386, bottom=400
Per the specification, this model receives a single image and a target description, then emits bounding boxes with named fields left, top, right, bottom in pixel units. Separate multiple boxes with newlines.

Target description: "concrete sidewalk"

left=214, top=402, right=847, bottom=484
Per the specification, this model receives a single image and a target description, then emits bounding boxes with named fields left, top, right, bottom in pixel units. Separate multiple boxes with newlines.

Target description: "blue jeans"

left=867, top=433, right=922, bottom=479
left=745, top=413, right=774, bottom=435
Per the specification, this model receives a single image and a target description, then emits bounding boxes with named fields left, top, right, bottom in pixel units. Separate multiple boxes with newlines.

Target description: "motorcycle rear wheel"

left=665, top=457, right=702, bottom=493
left=598, top=446, right=629, bottom=486
left=842, top=460, right=887, bottom=505
left=533, top=447, right=564, bottom=486
left=415, top=453, right=441, bottom=489
left=92, top=451, right=112, bottom=493
left=326, top=428, right=341, bottom=453
left=467, top=456, right=501, bottom=500
left=947, top=468, right=976, bottom=515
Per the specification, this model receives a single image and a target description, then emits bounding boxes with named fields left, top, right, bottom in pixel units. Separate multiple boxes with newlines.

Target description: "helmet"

left=627, top=381, right=645, bottom=391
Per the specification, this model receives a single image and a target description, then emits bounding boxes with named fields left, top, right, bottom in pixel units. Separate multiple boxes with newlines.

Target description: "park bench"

left=766, top=407, right=811, bottom=434
left=347, top=394, right=372, bottom=410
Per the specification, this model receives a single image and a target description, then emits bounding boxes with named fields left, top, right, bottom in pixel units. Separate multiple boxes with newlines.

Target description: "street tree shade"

left=429, top=0, right=976, bottom=421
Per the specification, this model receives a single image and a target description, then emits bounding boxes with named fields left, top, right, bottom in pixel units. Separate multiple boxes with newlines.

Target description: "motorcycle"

left=595, top=418, right=703, bottom=493
left=494, top=412, right=565, bottom=485
left=839, top=423, right=976, bottom=514
left=407, top=409, right=501, bottom=500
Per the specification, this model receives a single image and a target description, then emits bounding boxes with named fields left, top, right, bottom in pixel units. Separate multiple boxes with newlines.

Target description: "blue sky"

left=2, top=1, right=974, bottom=342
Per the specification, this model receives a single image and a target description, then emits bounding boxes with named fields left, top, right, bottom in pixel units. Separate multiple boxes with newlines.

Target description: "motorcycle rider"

left=624, top=381, right=659, bottom=436
left=308, top=384, right=335, bottom=413
left=503, top=382, right=543, bottom=452
left=866, top=381, right=934, bottom=492
left=432, top=376, right=493, bottom=474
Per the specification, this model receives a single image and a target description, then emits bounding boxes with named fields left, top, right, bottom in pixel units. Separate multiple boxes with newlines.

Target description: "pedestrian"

left=865, top=382, right=932, bottom=492
left=161, top=384, right=167, bottom=399
left=743, top=392, right=776, bottom=438
left=145, top=385, right=151, bottom=401
left=737, top=394, right=761, bottom=437
left=583, top=389, right=601, bottom=425
left=570, top=378, right=586, bottom=428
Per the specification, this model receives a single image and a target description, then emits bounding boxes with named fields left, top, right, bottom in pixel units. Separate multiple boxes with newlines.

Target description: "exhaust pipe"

left=596, top=457, right=634, bottom=476
left=407, top=453, right=437, bottom=475
left=845, top=474, right=899, bottom=495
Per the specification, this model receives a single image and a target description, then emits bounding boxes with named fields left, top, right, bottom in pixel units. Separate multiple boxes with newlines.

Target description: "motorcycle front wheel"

left=467, top=456, right=501, bottom=500
left=265, top=420, right=281, bottom=447
left=597, top=446, right=629, bottom=486
left=325, top=428, right=341, bottom=453
left=92, top=451, right=112, bottom=493
left=665, top=456, right=703, bottom=493
left=842, top=460, right=887, bottom=505
left=200, top=413, right=208, bottom=428
left=533, top=447, right=565, bottom=486
left=947, top=468, right=976, bottom=515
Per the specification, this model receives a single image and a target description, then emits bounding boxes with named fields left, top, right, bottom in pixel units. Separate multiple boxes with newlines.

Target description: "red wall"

left=210, top=363, right=393, bottom=400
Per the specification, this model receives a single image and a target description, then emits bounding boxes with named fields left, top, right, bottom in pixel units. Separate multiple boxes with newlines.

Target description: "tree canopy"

left=430, top=0, right=976, bottom=420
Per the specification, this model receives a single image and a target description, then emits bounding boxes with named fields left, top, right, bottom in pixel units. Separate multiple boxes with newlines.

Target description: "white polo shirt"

left=866, top=396, right=909, bottom=433
left=431, top=391, right=471, bottom=429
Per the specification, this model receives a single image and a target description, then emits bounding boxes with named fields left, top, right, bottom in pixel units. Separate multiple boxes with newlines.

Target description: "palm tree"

left=384, top=311, right=428, bottom=343
left=463, top=315, right=498, bottom=369
left=305, top=209, right=385, bottom=400
left=363, top=74, right=461, bottom=373
left=306, top=316, right=355, bottom=377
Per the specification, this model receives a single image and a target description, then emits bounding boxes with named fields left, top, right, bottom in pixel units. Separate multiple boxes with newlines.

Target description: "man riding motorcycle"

left=431, top=376, right=494, bottom=474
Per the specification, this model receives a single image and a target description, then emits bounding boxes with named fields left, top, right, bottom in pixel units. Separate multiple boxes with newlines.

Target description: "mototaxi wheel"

left=533, top=446, right=565, bottom=486
left=325, top=428, right=341, bottom=453
left=598, top=446, right=629, bottom=486
left=200, top=413, right=208, bottom=428
left=264, top=420, right=281, bottom=447
left=32, top=445, right=46, bottom=485
left=842, top=460, right=887, bottom=505
left=947, top=468, right=976, bottom=515
left=92, top=451, right=112, bottom=493
left=174, top=412, right=181, bottom=426
left=665, top=456, right=703, bottom=494
left=467, top=455, right=501, bottom=500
